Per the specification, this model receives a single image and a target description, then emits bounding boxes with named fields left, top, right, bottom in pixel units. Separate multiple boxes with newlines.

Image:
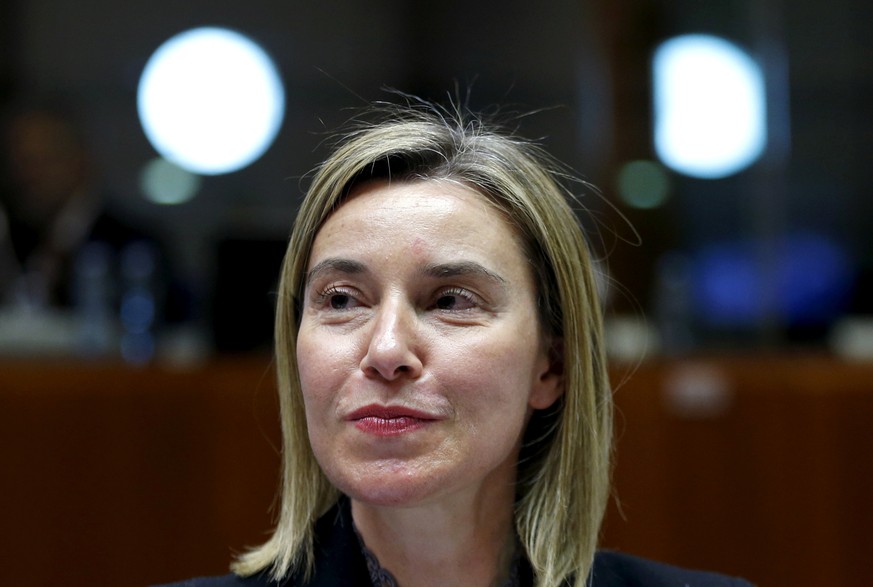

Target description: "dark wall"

left=3, top=0, right=871, bottom=351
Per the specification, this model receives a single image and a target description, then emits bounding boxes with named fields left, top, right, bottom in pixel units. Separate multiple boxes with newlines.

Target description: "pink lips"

left=346, top=404, right=440, bottom=437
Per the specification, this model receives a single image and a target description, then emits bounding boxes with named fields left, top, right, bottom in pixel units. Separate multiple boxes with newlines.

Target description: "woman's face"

left=297, top=179, right=562, bottom=507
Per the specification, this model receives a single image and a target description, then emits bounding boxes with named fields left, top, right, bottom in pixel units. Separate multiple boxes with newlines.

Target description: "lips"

left=346, top=404, right=441, bottom=437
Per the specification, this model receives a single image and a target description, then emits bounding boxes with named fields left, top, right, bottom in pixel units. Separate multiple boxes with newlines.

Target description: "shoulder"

left=153, top=500, right=369, bottom=587
left=590, top=550, right=755, bottom=587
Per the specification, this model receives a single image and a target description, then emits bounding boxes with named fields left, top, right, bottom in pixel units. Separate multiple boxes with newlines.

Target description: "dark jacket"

left=156, top=501, right=753, bottom=587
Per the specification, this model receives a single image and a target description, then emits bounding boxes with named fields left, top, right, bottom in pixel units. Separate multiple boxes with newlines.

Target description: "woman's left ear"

left=529, top=337, right=564, bottom=410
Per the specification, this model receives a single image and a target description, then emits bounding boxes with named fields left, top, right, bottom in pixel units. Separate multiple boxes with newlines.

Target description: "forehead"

left=321, top=178, right=511, bottom=235
left=345, top=178, right=504, bottom=217
left=307, top=179, right=529, bottom=273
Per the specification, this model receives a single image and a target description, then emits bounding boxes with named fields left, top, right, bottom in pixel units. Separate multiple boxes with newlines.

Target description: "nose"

left=360, top=300, right=423, bottom=381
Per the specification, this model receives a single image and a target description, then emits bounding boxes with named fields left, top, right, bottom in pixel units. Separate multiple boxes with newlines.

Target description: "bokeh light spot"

left=139, top=157, right=202, bottom=205
left=616, top=160, right=671, bottom=209
left=137, top=27, right=285, bottom=175
left=691, top=234, right=853, bottom=327
left=653, top=34, right=766, bottom=179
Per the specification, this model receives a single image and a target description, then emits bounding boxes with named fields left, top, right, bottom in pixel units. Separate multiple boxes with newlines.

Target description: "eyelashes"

left=313, top=285, right=484, bottom=313
left=316, top=286, right=360, bottom=311
left=431, top=287, right=479, bottom=311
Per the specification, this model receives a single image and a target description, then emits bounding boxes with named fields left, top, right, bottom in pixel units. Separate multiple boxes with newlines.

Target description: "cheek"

left=295, top=335, right=317, bottom=395
left=295, top=331, right=337, bottom=420
left=443, top=343, right=537, bottom=423
left=296, top=336, right=337, bottom=467
left=297, top=327, right=351, bottom=386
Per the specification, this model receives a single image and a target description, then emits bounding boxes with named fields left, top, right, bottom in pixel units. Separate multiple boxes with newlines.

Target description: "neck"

left=351, top=484, right=518, bottom=587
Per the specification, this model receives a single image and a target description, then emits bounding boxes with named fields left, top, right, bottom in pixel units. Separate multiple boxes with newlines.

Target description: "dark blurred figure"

left=0, top=100, right=140, bottom=306
left=0, top=98, right=188, bottom=359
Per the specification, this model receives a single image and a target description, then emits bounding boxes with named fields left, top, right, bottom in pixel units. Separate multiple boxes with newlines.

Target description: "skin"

left=297, top=179, right=563, bottom=586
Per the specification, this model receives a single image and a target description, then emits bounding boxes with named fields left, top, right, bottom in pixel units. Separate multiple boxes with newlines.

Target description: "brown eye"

left=432, top=288, right=477, bottom=311
left=317, top=286, right=361, bottom=311
left=330, top=293, right=351, bottom=309
left=435, top=295, right=457, bottom=310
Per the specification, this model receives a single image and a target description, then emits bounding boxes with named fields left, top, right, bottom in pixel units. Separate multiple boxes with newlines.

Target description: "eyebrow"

left=305, top=258, right=368, bottom=285
left=305, top=258, right=506, bottom=288
left=420, top=261, right=507, bottom=287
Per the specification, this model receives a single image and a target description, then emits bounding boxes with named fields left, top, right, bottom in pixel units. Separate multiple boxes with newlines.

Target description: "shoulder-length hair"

left=233, top=99, right=613, bottom=587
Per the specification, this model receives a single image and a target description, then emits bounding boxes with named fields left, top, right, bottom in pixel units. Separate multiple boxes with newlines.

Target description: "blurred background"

left=0, top=0, right=871, bottom=585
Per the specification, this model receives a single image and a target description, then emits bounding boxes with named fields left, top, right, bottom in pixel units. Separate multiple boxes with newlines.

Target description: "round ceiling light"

left=653, top=34, right=766, bottom=179
left=137, top=27, right=285, bottom=175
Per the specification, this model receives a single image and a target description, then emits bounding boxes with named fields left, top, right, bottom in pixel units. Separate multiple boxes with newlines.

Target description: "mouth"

left=345, top=404, right=441, bottom=437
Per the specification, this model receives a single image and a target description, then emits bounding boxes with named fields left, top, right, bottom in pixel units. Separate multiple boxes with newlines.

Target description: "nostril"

left=360, top=357, right=421, bottom=381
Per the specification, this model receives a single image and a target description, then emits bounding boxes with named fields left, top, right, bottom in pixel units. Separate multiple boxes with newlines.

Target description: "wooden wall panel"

left=2, top=354, right=871, bottom=586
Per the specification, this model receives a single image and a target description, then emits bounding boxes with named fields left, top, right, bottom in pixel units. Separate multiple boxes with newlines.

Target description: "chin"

left=328, top=462, right=448, bottom=508
left=345, top=486, right=425, bottom=508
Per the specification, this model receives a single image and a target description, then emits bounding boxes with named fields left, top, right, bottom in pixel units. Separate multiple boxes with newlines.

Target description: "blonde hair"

left=233, top=99, right=612, bottom=587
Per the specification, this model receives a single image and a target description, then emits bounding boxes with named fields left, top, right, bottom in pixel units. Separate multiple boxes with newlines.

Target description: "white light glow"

left=653, top=34, right=766, bottom=179
left=137, top=27, right=285, bottom=175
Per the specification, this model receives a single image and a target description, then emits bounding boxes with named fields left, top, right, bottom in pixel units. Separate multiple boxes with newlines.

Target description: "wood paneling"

left=601, top=355, right=873, bottom=586
left=2, top=354, right=871, bottom=586
left=0, top=358, right=281, bottom=587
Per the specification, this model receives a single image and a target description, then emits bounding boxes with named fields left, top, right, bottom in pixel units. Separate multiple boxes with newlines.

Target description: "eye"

left=432, top=288, right=478, bottom=311
left=318, top=286, right=361, bottom=311
left=330, top=293, right=351, bottom=309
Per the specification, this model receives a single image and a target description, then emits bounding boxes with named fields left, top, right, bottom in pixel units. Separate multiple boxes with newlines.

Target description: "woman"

left=164, top=100, right=752, bottom=586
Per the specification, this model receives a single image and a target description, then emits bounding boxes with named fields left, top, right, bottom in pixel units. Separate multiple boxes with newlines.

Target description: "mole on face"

left=410, top=237, right=428, bottom=259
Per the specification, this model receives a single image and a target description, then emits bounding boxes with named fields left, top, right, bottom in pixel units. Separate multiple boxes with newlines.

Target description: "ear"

left=529, top=337, right=564, bottom=410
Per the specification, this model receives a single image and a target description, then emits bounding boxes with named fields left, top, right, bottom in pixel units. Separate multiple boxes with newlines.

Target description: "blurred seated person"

left=0, top=99, right=187, bottom=355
